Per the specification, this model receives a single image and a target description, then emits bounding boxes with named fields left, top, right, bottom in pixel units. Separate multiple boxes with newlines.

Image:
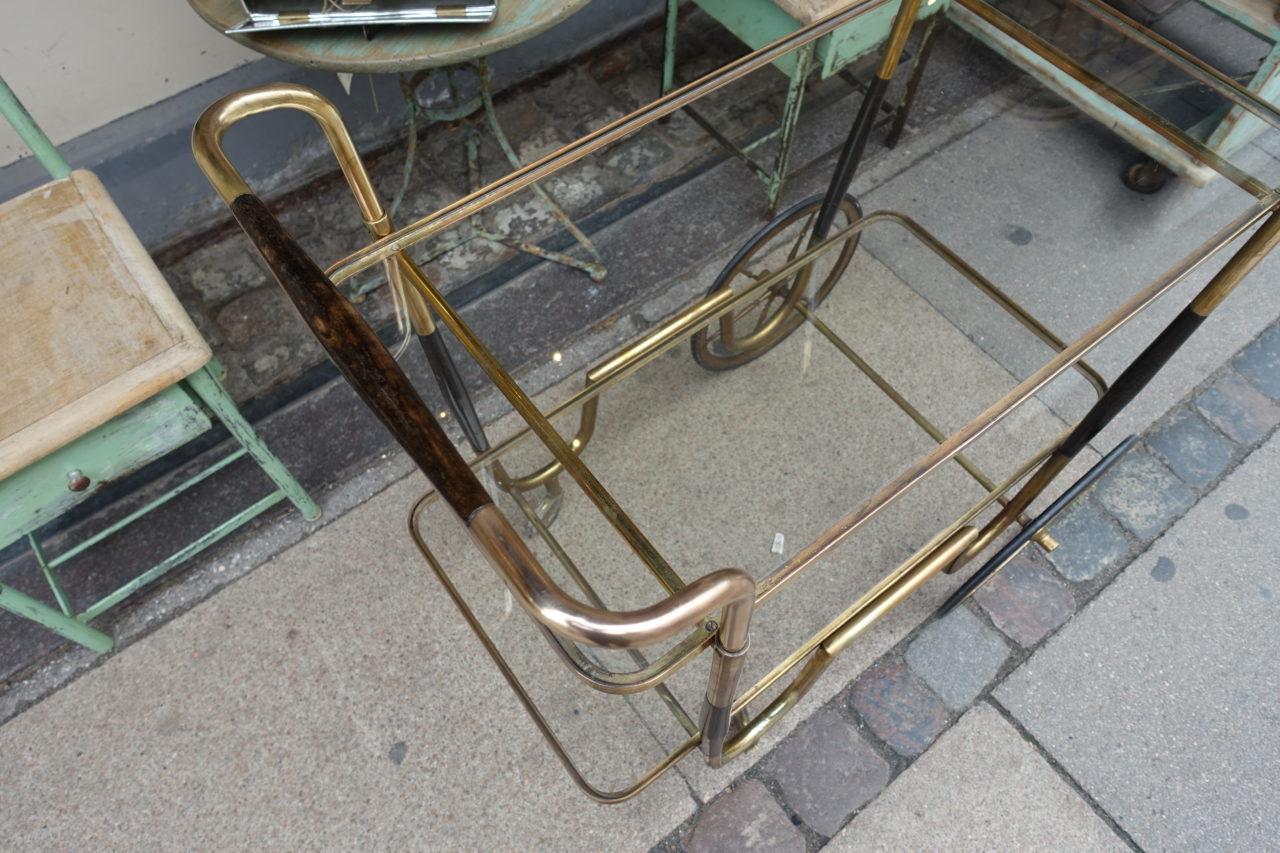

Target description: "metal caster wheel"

left=691, top=193, right=862, bottom=371
left=1122, top=158, right=1168, bottom=194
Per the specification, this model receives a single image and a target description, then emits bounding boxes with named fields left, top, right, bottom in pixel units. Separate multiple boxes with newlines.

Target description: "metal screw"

left=66, top=469, right=90, bottom=492
left=704, top=620, right=718, bottom=633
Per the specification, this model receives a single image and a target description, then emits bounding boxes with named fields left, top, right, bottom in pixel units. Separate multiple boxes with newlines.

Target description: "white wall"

left=1, top=0, right=259, bottom=167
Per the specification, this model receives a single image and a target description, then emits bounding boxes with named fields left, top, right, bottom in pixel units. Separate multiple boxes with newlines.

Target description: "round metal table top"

left=188, top=0, right=595, bottom=73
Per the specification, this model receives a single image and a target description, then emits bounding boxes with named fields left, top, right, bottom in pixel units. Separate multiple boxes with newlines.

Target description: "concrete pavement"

left=996, top=434, right=1280, bottom=851
left=0, top=249, right=1073, bottom=848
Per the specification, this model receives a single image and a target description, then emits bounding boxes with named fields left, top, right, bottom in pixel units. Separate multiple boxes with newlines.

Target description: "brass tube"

left=466, top=505, right=753, bottom=648
left=193, top=83, right=443, bottom=341
left=721, top=525, right=978, bottom=761
left=324, top=0, right=903, bottom=284
left=194, top=84, right=382, bottom=217
left=876, top=0, right=924, bottom=80
left=1191, top=211, right=1280, bottom=316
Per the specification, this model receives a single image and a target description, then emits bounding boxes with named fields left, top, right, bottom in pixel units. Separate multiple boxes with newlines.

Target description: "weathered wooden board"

left=0, top=171, right=210, bottom=480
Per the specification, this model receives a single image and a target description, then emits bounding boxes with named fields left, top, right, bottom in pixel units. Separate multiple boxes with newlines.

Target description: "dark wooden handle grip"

left=229, top=193, right=493, bottom=521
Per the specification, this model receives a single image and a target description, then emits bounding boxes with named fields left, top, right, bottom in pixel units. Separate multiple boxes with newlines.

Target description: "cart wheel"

left=1122, top=159, right=1168, bottom=194
left=692, top=194, right=862, bottom=371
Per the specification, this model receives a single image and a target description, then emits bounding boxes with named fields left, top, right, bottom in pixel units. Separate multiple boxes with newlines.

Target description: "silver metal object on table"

left=227, top=0, right=498, bottom=33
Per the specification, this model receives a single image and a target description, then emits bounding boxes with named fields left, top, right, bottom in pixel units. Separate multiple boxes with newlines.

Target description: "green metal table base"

left=363, top=56, right=606, bottom=296
left=0, top=365, right=319, bottom=654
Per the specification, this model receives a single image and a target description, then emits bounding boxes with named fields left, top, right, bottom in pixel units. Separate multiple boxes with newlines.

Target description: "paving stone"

left=1232, top=324, right=1280, bottom=399
left=168, top=240, right=270, bottom=305
left=973, top=556, right=1075, bottom=647
left=904, top=607, right=1010, bottom=711
left=1046, top=498, right=1133, bottom=582
left=1145, top=406, right=1234, bottom=487
left=847, top=658, right=947, bottom=758
left=685, top=780, right=805, bottom=853
left=1195, top=372, right=1280, bottom=445
left=1093, top=450, right=1196, bottom=541
left=214, top=285, right=300, bottom=349
left=530, top=67, right=624, bottom=137
left=827, top=705, right=1126, bottom=851
left=996, top=434, right=1280, bottom=851
left=761, top=709, right=891, bottom=836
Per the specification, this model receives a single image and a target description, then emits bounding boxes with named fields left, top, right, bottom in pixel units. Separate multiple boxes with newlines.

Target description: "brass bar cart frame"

left=194, top=0, right=1280, bottom=803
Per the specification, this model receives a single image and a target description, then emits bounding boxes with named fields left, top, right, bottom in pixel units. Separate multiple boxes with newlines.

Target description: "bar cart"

left=193, top=0, right=1280, bottom=802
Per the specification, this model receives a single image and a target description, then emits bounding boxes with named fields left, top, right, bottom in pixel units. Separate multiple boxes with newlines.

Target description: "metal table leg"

left=387, top=59, right=607, bottom=284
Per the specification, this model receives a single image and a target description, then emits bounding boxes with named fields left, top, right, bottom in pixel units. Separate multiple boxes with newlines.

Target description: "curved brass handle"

left=193, top=83, right=436, bottom=334
left=193, top=84, right=757, bottom=763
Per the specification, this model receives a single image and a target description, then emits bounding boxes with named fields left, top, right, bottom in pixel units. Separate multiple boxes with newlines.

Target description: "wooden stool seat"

left=0, top=171, right=210, bottom=480
left=773, top=0, right=853, bottom=25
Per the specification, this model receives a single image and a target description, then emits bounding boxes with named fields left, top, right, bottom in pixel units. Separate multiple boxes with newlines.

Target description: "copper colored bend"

left=466, top=505, right=754, bottom=765
left=191, top=83, right=444, bottom=334
left=466, top=506, right=753, bottom=651
left=194, top=83, right=758, bottom=766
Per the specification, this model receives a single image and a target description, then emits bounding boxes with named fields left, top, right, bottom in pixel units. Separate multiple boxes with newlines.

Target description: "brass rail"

left=322, top=0, right=900, bottom=285
left=195, top=0, right=1280, bottom=801
left=951, top=0, right=1275, bottom=200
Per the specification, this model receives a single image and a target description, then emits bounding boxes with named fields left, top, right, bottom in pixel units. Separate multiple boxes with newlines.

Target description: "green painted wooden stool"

left=0, top=77, right=319, bottom=654
left=662, top=0, right=946, bottom=213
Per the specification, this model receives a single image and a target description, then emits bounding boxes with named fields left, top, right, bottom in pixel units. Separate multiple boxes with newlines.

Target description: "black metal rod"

left=419, top=330, right=490, bottom=454
left=812, top=74, right=891, bottom=240
left=1059, top=306, right=1204, bottom=459
left=939, top=434, right=1140, bottom=615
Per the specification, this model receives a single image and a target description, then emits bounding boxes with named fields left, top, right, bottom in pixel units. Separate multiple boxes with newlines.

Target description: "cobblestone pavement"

left=653, top=319, right=1280, bottom=851
left=151, top=9, right=866, bottom=404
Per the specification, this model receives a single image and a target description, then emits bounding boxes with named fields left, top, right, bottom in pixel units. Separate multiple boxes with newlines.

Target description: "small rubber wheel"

left=691, top=194, right=862, bottom=371
left=1122, top=159, right=1168, bottom=194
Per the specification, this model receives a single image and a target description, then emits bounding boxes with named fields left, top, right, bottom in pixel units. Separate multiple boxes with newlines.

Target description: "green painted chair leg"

left=0, top=583, right=112, bottom=653
left=0, top=76, right=71, bottom=180
left=183, top=365, right=321, bottom=521
left=28, top=534, right=73, bottom=616
left=765, top=43, right=814, bottom=215
left=662, top=0, right=680, bottom=95
left=1205, top=42, right=1280, bottom=160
